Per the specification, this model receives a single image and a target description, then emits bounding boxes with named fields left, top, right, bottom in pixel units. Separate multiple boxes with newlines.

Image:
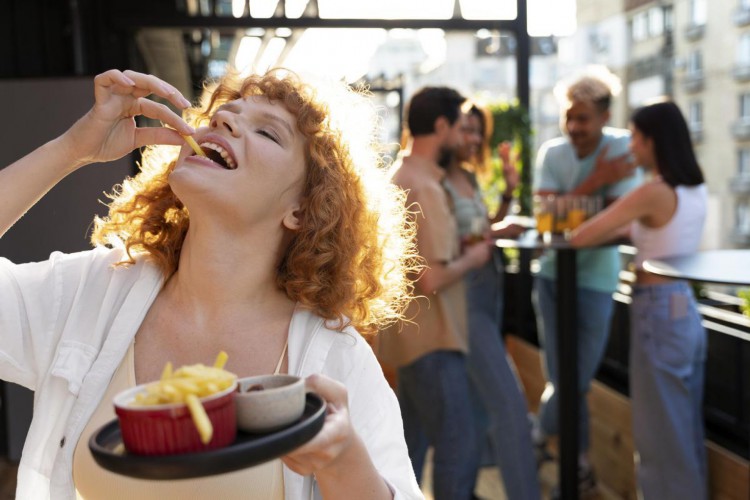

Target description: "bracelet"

left=501, top=193, right=513, bottom=203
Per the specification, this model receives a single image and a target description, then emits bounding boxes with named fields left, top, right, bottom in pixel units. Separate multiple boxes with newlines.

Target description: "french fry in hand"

left=183, top=134, right=206, bottom=156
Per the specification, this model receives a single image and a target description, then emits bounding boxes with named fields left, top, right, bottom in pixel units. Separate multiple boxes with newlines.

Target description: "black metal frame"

left=0, top=1, right=531, bottom=110
left=109, top=0, right=531, bottom=109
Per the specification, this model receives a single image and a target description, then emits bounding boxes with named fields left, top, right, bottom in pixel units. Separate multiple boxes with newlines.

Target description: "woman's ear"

left=282, top=206, right=302, bottom=231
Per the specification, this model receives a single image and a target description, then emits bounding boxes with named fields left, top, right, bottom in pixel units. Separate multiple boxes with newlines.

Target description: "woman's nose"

left=210, top=111, right=240, bottom=137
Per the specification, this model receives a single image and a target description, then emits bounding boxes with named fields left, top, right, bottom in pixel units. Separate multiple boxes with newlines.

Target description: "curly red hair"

left=91, top=69, right=419, bottom=335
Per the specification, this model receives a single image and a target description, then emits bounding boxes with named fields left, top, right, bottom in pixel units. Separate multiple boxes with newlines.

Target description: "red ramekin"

left=113, top=381, right=237, bottom=456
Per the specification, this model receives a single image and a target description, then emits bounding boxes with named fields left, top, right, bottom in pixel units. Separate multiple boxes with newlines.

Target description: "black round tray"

left=89, top=392, right=326, bottom=480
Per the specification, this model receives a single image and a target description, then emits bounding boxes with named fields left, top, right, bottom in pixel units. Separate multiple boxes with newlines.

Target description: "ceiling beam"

left=112, top=15, right=519, bottom=33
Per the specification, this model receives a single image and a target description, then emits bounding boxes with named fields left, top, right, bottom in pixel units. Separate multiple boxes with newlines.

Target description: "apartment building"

left=573, top=0, right=750, bottom=248
left=671, top=0, right=750, bottom=247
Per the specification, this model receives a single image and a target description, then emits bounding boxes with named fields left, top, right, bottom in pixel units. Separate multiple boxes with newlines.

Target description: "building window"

left=664, top=5, right=674, bottom=31
left=688, top=50, right=703, bottom=75
left=690, top=101, right=702, bottom=124
left=689, top=100, right=703, bottom=141
left=735, top=1, right=750, bottom=27
left=632, top=7, right=668, bottom=41
left=739, top=33, right=750, bottom=66
left=690, top=0, right=707, bottom=26
left=632, top=11, right=648, bottom=41
left=739, top=149, right=750, bottom=175
left=649, top=7, right=664, bottom=37
left=736, top=202, right=750, bottom=233
left=683, top=49, right=705, bottom=92
left=741, top=93, right=750, bottom=120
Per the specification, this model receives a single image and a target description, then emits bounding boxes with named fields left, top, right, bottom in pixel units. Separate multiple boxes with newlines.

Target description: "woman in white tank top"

left=570, top=101, right=708, bottom=500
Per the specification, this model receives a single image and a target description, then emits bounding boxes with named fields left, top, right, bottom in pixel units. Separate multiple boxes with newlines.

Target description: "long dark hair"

left=631, top=101, right=704, bottom=186
left=467, top=104, right=493, bottom=175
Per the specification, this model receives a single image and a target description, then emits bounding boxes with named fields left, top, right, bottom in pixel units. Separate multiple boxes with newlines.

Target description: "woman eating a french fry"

left=0, top=69, right=422, bottom=499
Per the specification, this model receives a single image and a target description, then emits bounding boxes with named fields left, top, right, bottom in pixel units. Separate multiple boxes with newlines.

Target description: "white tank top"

left=631, top=184, right=708, bottom=269
left=73, top=342, right=288, bottom=500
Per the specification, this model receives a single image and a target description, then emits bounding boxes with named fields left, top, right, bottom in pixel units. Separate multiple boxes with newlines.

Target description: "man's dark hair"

left=631, top=101, right=704, bottom=187
left=406, top=87, right=466, bottom=137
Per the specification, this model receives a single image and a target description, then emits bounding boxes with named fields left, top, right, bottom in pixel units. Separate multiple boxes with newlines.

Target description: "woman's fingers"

left=133, top=127, right=185, bottom=149
left=281, top=407, right=345, bottom=474
left=305, top=373, right=348, bottom=409
left=280, top=374, right=354, bottom=475
left=283, top=452, right=315, bottom=475
left=133, top=98, right=194, bottom=136
left=94, top=69, right=192, bottom=110
left=93, top=69, right=136, bottom=91
left=122, top=70, right=192, bottom=109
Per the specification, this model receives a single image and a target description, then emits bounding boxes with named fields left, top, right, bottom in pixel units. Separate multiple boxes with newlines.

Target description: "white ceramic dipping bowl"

left=235, top=374, right=306, bottom=433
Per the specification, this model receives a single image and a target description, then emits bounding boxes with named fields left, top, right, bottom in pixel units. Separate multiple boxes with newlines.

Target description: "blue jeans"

left=465, top=261, right=541, bottom=499
left=630, top=281, right=707, bottom=500
left=532, top=276, right=614, bottom=452
left=398, top=351, right=478, bottom=500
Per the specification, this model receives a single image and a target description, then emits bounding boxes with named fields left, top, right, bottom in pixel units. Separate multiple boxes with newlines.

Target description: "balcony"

left=734, top=6, right=750, bottom=27
left=683, top=71, right=705, bottom=92
left=733, top=63, right=750, bottom=82
left=732, top=118, right=750, bottom=140
left=685, top=22, right=706, bottom=41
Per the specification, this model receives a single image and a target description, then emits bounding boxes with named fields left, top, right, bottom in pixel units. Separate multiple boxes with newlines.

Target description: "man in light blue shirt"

left=531, top=69, right=642, bottom=496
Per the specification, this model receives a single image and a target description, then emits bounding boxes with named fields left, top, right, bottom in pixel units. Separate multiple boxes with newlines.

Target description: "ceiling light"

left=231, top=0, right=246, bottom=18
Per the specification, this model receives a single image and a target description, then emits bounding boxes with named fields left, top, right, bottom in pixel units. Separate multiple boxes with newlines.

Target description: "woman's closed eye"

left=257, top=129, right=281, bottom=144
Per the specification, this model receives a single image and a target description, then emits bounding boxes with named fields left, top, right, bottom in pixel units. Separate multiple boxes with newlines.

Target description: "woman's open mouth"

left=194, top=142, right=237, bottom=170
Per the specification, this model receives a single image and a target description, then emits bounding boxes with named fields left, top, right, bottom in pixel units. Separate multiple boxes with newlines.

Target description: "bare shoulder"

left=634, top=177, right=673, bottom=201
left=391, top=156, right=439, bottom=193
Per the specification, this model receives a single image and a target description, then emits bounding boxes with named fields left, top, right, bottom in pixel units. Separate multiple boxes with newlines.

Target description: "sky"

left=233, top=0, right=577, bottom=81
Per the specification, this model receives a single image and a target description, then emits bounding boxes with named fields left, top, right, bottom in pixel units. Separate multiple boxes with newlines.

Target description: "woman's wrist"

left=314, top=433, right=391, bottom=499
left=501, top=192, right=513, bottom=203
left=55, top=120, right=96, bottom=172
left=43, top=135, right=87, bottom=174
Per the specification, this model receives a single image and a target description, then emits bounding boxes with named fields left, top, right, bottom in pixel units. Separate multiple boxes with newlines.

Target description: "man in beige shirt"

left=378, top=87, right=492, bottom=500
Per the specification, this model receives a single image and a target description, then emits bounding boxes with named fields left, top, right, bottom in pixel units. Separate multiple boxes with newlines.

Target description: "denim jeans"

left=532, top=276, right=615, bottom=452
left=465, top=261, right=541, bottom=500
left=398, top=350, right=478, bottom=500
left=630, top=281, right=707, bottom=500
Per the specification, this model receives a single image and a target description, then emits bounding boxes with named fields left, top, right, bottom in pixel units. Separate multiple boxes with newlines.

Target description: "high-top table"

left=643, top=249, right=750, bottom=286
left=495, top=229, right=618, bottom=500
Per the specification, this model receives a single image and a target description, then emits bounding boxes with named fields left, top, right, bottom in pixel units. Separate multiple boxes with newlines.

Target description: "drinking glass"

left=533, top=194, right=555, bottom=239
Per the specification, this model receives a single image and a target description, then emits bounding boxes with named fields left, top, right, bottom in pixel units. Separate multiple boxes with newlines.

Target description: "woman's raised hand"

left=63, top=69, right=194, bottom=168
left=498, top=141, right=519, bottom=192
